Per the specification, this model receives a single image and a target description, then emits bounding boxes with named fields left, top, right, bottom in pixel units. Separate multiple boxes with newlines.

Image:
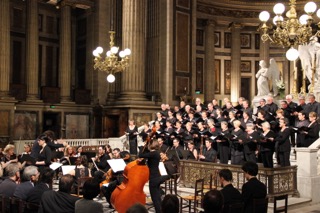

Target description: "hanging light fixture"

left=258, top=0, right=320, bottom=61
left=92, top=0, right=131, bottom=83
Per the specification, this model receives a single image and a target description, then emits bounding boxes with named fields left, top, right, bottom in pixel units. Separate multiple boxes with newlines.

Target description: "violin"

left=100, top=169, right=113, bottom=188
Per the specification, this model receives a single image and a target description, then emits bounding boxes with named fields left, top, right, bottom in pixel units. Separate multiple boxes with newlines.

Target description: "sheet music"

left=61, top=165, right=76, bottom=175
left=159, top=162, right=168, bottom=176
left=49, top=162, right=63, bottom=170
left=107, top=159, right=126, bottom=173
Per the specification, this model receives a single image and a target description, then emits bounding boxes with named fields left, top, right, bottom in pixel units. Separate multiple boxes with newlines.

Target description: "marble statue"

left=309, top=36, right=320, bottom=85
left=256, top=60, right=270, bottom=96
left=269, top=58, right=280, bottom=97
left=298, top=43, right=313, bottom=83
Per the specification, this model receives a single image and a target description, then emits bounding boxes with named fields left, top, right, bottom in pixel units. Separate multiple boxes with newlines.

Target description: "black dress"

left=37, top=145, right=52, bottom=172
left=126, top=125, right=138, bottom=155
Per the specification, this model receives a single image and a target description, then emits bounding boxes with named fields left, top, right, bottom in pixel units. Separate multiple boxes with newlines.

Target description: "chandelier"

left=258, top=0, right=320, bottom=61
left=92, top=31, right=131, bottom=83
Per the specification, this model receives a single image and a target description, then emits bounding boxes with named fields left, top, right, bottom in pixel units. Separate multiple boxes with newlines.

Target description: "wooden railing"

left=179, top=160, right=299, bottom=198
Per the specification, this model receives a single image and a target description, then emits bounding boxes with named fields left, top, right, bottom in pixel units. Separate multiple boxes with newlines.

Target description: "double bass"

left=110, top=126, right=156, bottom=213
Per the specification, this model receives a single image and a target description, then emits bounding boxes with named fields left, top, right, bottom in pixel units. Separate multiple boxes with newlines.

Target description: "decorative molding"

left=197, top=4, right=260, bottom=18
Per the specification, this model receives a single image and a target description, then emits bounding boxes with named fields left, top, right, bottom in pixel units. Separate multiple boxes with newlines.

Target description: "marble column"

left=59, top=3, right=72, bottom=102
left=230, top=23, right=242, bottom=103
left=120, top=0, right=147, bottom=101
left=204, top=20, right=216, bottom=102
left=26, top=0, right=39, bottom=100
left=259, top=32, right=270, bottom=64
left=0, top=0, right=10, bottom=98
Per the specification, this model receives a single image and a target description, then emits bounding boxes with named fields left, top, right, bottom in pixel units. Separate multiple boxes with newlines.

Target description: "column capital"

left=229, top=22, right=243, bottom=30
left=205, top=19, right=216, bottom=27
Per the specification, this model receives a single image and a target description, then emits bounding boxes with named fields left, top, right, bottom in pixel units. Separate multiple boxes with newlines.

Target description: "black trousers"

left=260, top=151, right=274, bottom=168
left=278, top=151, right=290, bottom=167
left=218, top=145, right=230, bottom=164
left=244, top=152, right=256, bottom=163
left=231, top=150, right=243, bottom=165
left=149, top=175, right=169, bottom=213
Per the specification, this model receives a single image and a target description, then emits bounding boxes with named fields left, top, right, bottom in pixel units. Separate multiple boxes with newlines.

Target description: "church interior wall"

left=0, top=0, right=299, bottom=143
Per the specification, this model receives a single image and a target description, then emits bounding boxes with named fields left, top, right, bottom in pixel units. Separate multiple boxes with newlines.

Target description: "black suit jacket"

left=221, top=184, right=242, bottom=213
left=242, top=177, right=267, bottom=213
left=13, top=181, right=33, bottom=200
left=26, top=182, right=50, bottom=204
left=38, top=190, right=80, bottom=213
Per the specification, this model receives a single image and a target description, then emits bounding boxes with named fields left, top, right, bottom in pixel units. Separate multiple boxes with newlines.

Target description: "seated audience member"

left=38, top=174, right=80, bottom=213
left=161, top=194, right=179, bottom=213
left=26, top=168, right=55, bottom=204
left=13, top=166, right=39, bottom=200
left=218, top=169, right=242, bottom=213
left=201, top=189, right=224, bottom=213
left=75, top=179, right=103, bottom=213
left=0, top=163, right=20, bottom=197
left=241, top=161, right=267, bottom=213
left=126, top=203, right=148, bottom=213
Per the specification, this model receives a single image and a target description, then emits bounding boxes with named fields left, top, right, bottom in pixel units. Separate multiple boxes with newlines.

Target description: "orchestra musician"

left=171, top=138, right=184, bottom=159
left=158, top=137, right=168, bottom=153
left=60, top=145, right=76, bottom=165
left=186, top=140, right=198, bottom=160
left=199, top=138, right=217, bottom=162
left=101, top=148, right=131, bottom=209
left=91, top=146, right=111, bottom=178
left=0, top=144, right=20, bottom=169
left=139, top=139, right=169, bottom=213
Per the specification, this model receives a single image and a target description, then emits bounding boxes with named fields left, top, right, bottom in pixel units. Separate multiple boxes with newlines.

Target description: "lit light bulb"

left=106, top=74, right=115, bottom=83
left=304, top=2, right=317, bottom=14
left=273, top=15, right=283, bottom=25
left=119, top=51, right=126, bottom=58
left=259, top=11, right=270, bottom=22
left=106, top=51, right=111, bottom=57
left=299, top=14, right=308, bottom=25
left=92, top=50, right=99, bottom=57
left=273, top=3, right=285, bottom=15
left=111, top=46, right=119, bottom=54
left=124, top=48, right=131, bottom=56
left=96, top=46, right=103, bottom=54
left=317, top=9, right=320, bottom=18
left=286, top=48, right=299, bottom=61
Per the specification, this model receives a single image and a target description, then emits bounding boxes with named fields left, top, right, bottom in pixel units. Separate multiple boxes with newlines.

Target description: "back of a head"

left=126, top=203, right=148, bottom=213
left=40, top=168, right=55, bottom=184
left=219, top=169, right=233, bottom=182
left=59, top=174, right=74, bottom=193
left=23, top=166, right=38, bottom=181
left=203, top=189, right=224, bottom=213
left=5, top=163, right=20, bottom=178
left=161, top=194, right=179, bottom=213
left=242, top=161, right=259, bottom=176
left=82, top=179, right=100, bottom=200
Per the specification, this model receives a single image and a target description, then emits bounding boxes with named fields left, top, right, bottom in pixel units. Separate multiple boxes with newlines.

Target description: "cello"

left=110, top=126, right=156, bottom=213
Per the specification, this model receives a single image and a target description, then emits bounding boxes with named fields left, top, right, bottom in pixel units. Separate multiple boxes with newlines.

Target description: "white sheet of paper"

left=107, top=159, right=126, bottom=173
left=61, top=165, right=76, bottom=175
left=159, top=162, right=168, bottom=176
left=49, top=162, right=63, bottom=170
